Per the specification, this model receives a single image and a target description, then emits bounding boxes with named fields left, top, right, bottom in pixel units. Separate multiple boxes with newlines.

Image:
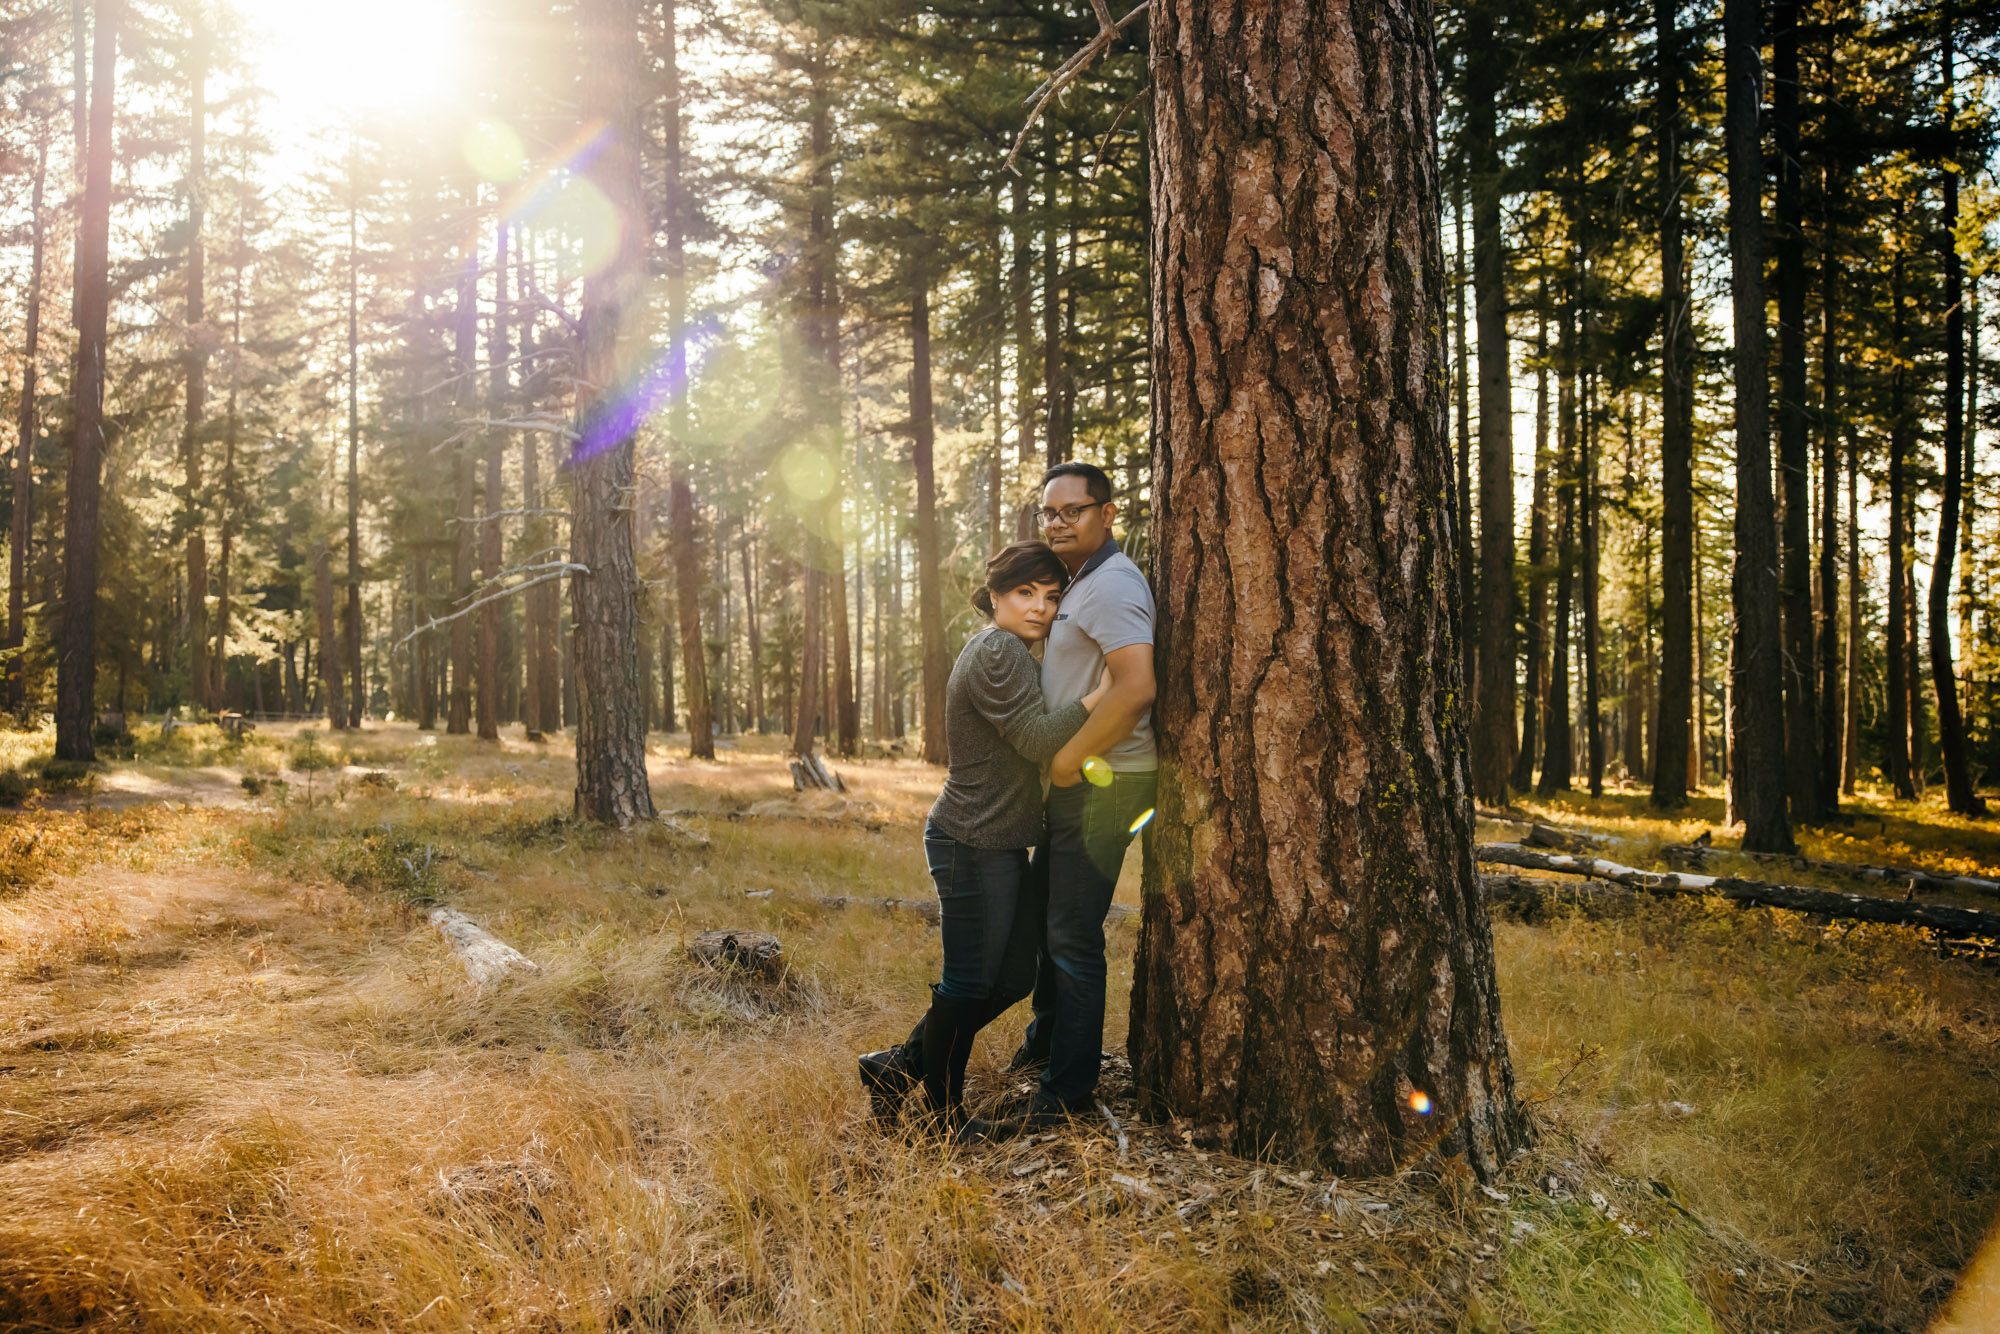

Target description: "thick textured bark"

left=1466, top=9, right=1515, bottom=805
left=1772, top=0, right=1818, bottom=822
left=910, top=277, right=949, bottom=767
left=569, top=0, right=657, bottom=827
left=10, top=128, right=46, bottom=716
left=1652, top=0, right=1694, bottom=808
left=1930, top=31, right=1983, bottom=816
left=1723, top=0, right=1794, bottom=852
left=1130, top=0, right=1520, bottom=1178
left=313, top=543, right=347, bottom=729
left=55, top=0, right=116, bottom=763
left=183, top=31, right=210, bottom=716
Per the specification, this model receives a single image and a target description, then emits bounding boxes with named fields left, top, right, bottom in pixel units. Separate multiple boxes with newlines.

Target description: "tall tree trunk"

left=1042, top=119, right=1069, bottom=467
left=313, top=542, right=346, bottom=729
left=10, top=127, right=46, bottom=717
left=415, top=553, right=437, bottom=728
left=1510, top=313, right=1550, bottom=793
left=741, top=534, right=763, bottom=731
left=1816, top=163, right=1844, bottom=812
left=55, top=0, right=116, bottom=762
left=1930, top=27, right=1983, bottom=815
left=1724, top=0, right=1795, bottom=851
left=1772, top=0, right=1818, bottom=822
left=1888, top=239, right=1914, bottom=798
left=1844, top=422, right=1860, bottom=795
left=1652, top=0, right=1694, bottom=807
left=570, top=0, right=657, bottom=826
left=211, top=162, right=246, bottom=712
left=790, top=556, right=823, bottom=755
left=448, top=251, right=476, bottom=735
left=1582, top=369, right=1604, bottom=797
left=345, top=141, right=365, bottom=725
left=520, top=435, right=545, bottom=736
left=911, top=274, right=949, bottom=766
left=183, top=28, right=210, bottom=716
left=663, top=0, right=711, bottom=760
left=1539, top=302, right=1577, bottom=796
left=1011, top=170, right=1036, bottom=538
left=1131, top=0, right=1521, bottom=1179
left=1453, top=176, right=1476, bottom=719
left=1466, top=10, right=1515, bottom=805
left=478, top=225, right=508, bottom=741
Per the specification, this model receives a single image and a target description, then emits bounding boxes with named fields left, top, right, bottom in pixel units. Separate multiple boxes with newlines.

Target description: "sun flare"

left=230, top=0, right=466, bottom=125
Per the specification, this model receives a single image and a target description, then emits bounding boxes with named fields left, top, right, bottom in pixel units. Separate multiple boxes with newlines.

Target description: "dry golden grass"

left=0, top=732, right=1995, bottom=1331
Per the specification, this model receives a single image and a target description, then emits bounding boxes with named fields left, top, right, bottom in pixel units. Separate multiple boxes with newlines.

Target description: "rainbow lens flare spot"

left=1128, top=807, right=1156, bottom=835
left=1408, top=1091, right=1433, bottom=1115
left=1082, top=757, right=1114, bottom=787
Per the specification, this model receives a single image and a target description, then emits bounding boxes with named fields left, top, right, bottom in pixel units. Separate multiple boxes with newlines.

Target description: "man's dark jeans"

left=923, top=820, right=1041, bottom=1005
left=1009, top=770, right=1157, bottom=1108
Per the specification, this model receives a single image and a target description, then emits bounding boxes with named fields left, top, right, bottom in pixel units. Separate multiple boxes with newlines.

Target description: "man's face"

left=1040, top=475, right=1114, bottom=562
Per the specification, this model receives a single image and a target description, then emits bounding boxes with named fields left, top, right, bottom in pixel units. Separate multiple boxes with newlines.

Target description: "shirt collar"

left=1067, top=535, right=1121, bottom=588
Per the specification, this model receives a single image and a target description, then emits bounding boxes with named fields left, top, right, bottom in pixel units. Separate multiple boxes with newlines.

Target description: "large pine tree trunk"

left=1929, top=29, right=1983, bottom=816
left=1453, top=181, right=1475, bottom=716
left=1723, top=0, right=1794, bottom=852
left=1466, top=8, right=1515, bottom=806
left=1582, top=371, right=1603, bottom=797
left=1130, top=0, right=1521, bottom=1178
left=55, top=0, right=116, bottom=763
left=1772, top=0, right=1819, bottom=823
left=570, top=0, right=657, bottom=827
left=911, top=276, right=948, bottom=767
left=1844, top=425, right=1860, bottom=795
left=1539, top=306, right=1577, bottom=796
left=1652, top=0, right=1694, bottom=808
left=10, top=128, right=45, bottom=717
left=183, top=30, right=210, bottom=717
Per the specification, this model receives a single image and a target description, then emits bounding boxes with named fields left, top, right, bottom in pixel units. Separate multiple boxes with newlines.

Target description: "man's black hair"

left=1041, top=460, right=1113, bottom=506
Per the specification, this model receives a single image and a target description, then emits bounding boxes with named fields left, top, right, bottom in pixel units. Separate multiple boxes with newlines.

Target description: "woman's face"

left=990, top=580, right=1064, bottom=642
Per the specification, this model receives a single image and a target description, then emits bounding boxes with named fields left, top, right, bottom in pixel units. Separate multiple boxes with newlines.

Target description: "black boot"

left=858, top=1014, right=928, bottom=1122
left=917, top=988, right=975, bottom=1135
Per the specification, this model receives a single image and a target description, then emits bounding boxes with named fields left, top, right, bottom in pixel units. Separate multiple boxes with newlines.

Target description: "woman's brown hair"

left=970, top=541, right=1070, bottom=616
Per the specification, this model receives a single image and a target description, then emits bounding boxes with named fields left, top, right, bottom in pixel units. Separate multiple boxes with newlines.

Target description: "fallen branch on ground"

left=428, top=907, right=538, bottom=987
left=1662, top=842, right=2000, bottom=903
left=1481, top=872, right=1636, bottom=920
left=1476, top=844, right=2000, bottom=939
left=811, top=893, right=1136, bottom=925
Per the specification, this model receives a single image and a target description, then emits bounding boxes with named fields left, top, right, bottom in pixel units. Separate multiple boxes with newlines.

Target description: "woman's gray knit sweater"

left=926, top=626, right=1089, bottom=849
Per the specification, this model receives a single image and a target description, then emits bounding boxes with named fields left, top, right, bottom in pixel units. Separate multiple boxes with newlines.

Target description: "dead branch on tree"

left=1005, top=0, right=1150, bottom=175
left=394, top=561, right=589, bottom=652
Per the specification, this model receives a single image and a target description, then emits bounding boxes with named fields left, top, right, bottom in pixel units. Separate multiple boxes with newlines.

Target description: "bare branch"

left=395, top=562, right=589, bottom=652
left=1006, top=1, right=1150, bottom=175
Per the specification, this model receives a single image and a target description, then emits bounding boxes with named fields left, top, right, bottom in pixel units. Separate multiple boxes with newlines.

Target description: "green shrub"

left=38, top=758, right=93, bottom=793
left=0, top=767, right=34, bottom=806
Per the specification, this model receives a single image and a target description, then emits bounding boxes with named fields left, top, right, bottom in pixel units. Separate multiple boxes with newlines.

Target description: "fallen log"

left=428, top=907, right=539, bottom=986
left=1659, top=843, right=2000, bottom=903
left=1481, top=873, right=1636, bottom=920
left=1476, top=844, right=2000, bottom=939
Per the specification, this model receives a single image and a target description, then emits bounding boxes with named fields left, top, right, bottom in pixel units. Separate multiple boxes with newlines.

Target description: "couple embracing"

left=858, top=461, right=1158, bottom=1142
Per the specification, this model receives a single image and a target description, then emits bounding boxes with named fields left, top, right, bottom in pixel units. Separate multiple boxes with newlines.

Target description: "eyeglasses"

left=1035, top=501, right=1104, bottom=529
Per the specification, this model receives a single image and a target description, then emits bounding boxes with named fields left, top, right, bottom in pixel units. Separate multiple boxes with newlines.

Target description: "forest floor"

left=0, top=719, right=1997, bottom=1333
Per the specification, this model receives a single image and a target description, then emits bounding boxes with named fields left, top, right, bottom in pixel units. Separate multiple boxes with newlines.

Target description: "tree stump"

left=688, top=930, right=784, bottom=979
left=789, top=752, right=846, bottom=792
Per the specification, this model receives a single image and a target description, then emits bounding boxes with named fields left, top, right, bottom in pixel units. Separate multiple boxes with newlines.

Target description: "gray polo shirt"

left=1043, top=538, right=1156, bottom=772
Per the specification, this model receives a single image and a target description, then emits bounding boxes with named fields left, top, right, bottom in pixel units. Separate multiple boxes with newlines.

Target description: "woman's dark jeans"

left=924, top=820, right=1042, bottom=1005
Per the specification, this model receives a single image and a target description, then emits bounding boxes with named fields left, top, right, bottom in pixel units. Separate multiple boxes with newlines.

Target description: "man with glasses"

left=998, top=461, right=1157, bottom=1130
